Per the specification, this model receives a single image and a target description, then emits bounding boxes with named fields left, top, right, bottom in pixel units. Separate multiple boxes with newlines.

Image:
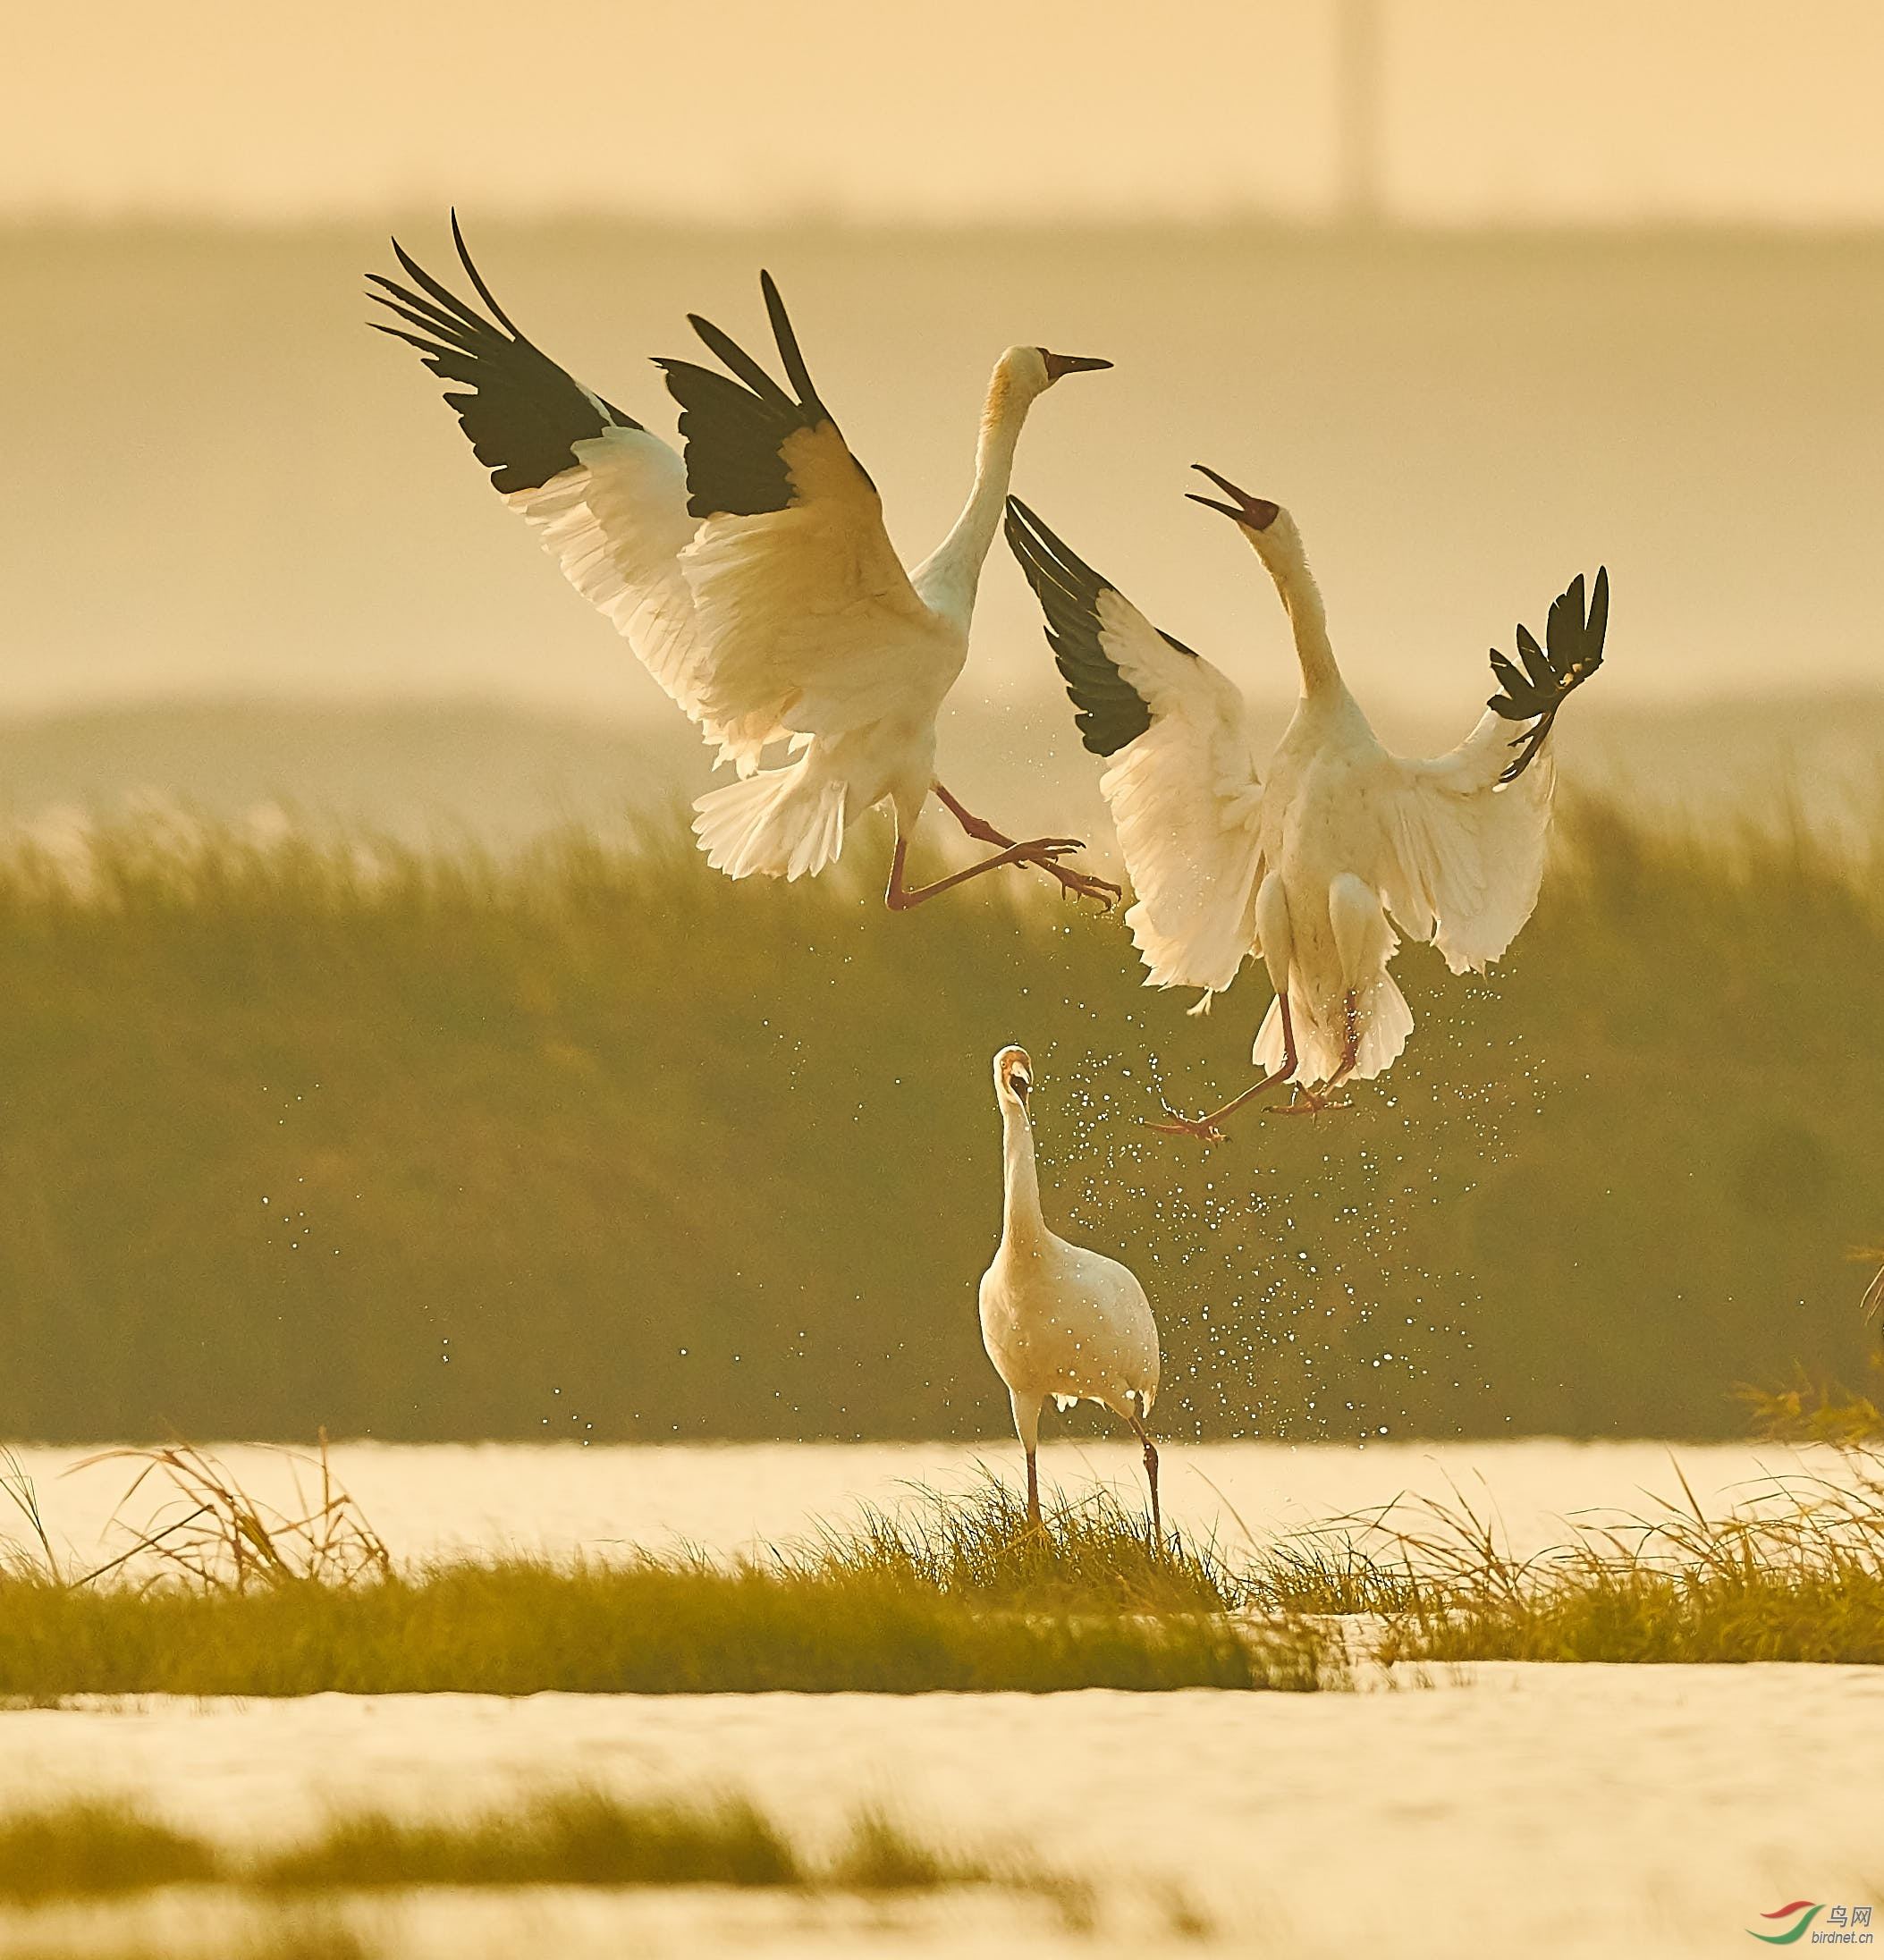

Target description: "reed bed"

left=0, top=1791, right=1095, bottom=1927
left=0, top=1802, right=217, bottom=1903
left=803, top=1473, right=1239, bottom=1613
left=0, top=798, right=1878, bottom=1448
left=9, top=1435, right=1884, bottom=1685
left=0, top=1924, right=369, bottom=1960
left=0, top=1446, right=1321, bottom=1696
left=1244, top=1447, right=1884, bottom=1665
left=0, top=1559, right=1293, bottom=1696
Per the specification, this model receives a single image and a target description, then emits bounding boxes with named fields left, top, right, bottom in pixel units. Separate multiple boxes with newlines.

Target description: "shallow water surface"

left=2, top=1668, right=1878, bottom=1958
left=0, top=1441, right=1875, bottom=1956
left=0, top=1436, right=1848, bottom=1574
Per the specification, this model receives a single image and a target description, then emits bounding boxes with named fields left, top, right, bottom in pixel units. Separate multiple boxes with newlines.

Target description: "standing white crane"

left=978, top=1045, right=1163, bottom=1533
left=370, top=219, right=1119, bottom=910
left=1006, top=469, right=1607, bottom=1141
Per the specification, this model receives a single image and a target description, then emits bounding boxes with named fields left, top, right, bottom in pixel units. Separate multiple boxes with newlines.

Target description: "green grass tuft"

left=810, top=1473, right=1238, bottom=1614
left=1738, top=1358, right=1884, bottom=1449
left=0, top=1556, right=1294, bottom=1695
left=0, top=1790, right=1089, bottom=1925
left=256, top=1790, right=800, bottom=1892
left=0, top=1463, right=1331, bottom=1695
left=0, top=1798, right=217, bottom=1902
left=0, top=1926, right=371, bottom=1960
left=825, top=1810, right=969, bottom=1893
left=1387, top=1563, right=1884, bottom=1665
left=1267, top=1449, right=1884, bottom=1666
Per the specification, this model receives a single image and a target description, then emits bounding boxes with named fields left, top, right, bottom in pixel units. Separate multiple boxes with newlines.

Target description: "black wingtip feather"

left=760, top=271, right=825, bottom=421
left=371, top=227, right=641, bottom=493
left=1488, top=566, right=1610, bottom=781
left=685, top=311, right=796, bottom=411
left=663, top=280, right=848, bottom=520
left=449, top=211, right=521, bottom=339
left=1005, top=498, right=1156, bottom=758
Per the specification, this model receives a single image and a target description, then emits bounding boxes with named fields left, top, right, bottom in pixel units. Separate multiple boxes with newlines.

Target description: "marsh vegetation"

left=0, top=1793, right=1111, bottom=1959
left=5, top=1438, right=1884, bottom=1687
left=0, top=1446, right=1316, bottom=1695
left=0, top=1792, right=1081, bottom=1903
left=0, top=798, right=1877, bottom=1449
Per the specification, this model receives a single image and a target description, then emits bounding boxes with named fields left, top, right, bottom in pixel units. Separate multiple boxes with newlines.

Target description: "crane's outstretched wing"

left=1006, top=499, right=1263, bottom=999
left=1378, top=712, right=1555, bottom=975
left=1376, top=570, right=1608, bottom=973
left=656, top=277, right=941, bottom=762
left=1486, top=569, right=1609, bottom=781
left=369, top=219, right=728, bottom=756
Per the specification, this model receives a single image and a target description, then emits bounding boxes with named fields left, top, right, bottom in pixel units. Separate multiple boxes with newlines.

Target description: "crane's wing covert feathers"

left=1006, top=498, right=1263, bottom=999
left=1379, top=569, right=1608, bottom=972
left=655, top=275, right=934, bottom=757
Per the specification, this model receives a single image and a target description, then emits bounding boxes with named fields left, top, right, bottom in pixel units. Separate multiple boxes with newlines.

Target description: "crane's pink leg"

left=1025, top=1445, right=1041, bottom=1527
left=1126, top=1412, right=1162, bottom=1543
left=932, top=781, right=1120, bottom=908
left=883, top=830, right=1085, bottom=912
left=1273, top=988, right=1361, bottom=1116
left=1147, top=995, right=1302, bottom=1144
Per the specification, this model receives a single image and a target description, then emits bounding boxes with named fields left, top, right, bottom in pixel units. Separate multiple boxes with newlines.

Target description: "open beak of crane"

left=1010, top=1070, right=1032, bottom=1105
left=1041, top=351, right=1113, bottom=381
left=1187, top=463, right=1280, bottom=531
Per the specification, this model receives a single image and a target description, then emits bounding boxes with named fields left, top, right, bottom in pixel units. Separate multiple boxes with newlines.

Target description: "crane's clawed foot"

left=1004, top=835, right=1120, bottom=908
left=1011, top=836, right=1086, bottom=867
left=1043, top=861, right=1123, bottom=909
left=1267, top=1087, right=1353, bottom=1118
left=1144, top=1112, right=1228, bottom=1145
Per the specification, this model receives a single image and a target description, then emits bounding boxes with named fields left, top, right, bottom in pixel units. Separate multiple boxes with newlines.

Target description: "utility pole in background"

left=1334, top=0, right=1386, bottom=226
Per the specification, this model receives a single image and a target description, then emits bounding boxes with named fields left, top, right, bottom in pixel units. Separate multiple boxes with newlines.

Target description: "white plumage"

left=1007, top=469, right=1607, bottom=1140
left=977, top=1045, right=1162, bottom=1532
left=372, top=220, right=1119, bottom=910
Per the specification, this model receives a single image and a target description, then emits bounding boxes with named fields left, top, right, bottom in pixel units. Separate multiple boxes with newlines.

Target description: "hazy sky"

left=12, top=1, right=1884, bottom=224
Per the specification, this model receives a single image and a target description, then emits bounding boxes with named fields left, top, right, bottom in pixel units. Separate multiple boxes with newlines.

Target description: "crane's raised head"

left=1187, top=462, right=1282, bottom=534
left=1186, top=462, right=1308, bottom=579
left=993, top=1044, right=1035, bottom=1110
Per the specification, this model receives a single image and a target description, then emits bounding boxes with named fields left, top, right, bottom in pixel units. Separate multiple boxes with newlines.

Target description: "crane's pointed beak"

left=1041, top=351, right=1113, bottom=382
left=1187, top=463, right=1280, bottom=530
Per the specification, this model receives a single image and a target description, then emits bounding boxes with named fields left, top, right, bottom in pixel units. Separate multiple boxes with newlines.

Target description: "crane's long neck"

left=913, top=372, right=1036, bottom=626
left=1261, top=540, right=1345, bottom=702
left=1000, top=1099, right=1048, bottom=1253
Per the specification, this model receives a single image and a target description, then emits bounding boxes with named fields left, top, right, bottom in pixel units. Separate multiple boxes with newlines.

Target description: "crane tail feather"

left=691, top=764, right=847, bottom=883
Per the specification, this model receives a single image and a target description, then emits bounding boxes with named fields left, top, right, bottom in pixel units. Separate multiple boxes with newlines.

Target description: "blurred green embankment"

left=0, top=794, right=1877, bottom=1445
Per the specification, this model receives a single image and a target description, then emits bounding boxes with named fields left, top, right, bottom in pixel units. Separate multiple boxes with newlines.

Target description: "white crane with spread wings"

left=1007, top=468, right=1607, bottom=1141
left=371, top=218, right=1119, bottom=909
